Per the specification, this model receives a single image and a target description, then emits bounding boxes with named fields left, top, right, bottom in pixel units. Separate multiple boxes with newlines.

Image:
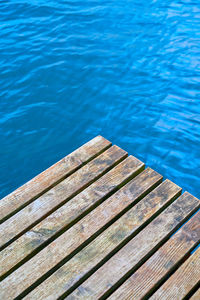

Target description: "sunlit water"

left=0, top=0, right=200, bottom=199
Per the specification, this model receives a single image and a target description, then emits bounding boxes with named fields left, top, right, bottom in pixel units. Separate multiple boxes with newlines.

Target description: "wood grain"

left=0, top=168, right=162, bottom=299
left=108, top=210, right=200, bottom=300
left=66, top=193, right=200, bottom=300
left=0, top=136, right=111, bottom=223
left=0, top=155, right=144, bottom=279
left=24, top=180, right=182, bottom=300
left=150, top=246, right=200, bottom=300
left=0, top=145, right=127, bottom=249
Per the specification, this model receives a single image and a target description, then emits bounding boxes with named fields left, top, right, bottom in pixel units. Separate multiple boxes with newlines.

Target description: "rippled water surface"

left=0, top=0, right=200, bottom=199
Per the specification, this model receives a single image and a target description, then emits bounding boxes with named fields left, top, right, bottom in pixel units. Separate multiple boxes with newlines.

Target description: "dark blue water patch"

left=0, top=0, right=200, bottom=199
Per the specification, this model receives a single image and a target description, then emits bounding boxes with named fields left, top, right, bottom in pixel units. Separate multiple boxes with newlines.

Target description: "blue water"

left=0, top=0, right=200, bottom=200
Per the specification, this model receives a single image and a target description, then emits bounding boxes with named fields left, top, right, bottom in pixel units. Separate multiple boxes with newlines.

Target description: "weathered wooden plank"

left=0, top=168, right=162, bottom=299
left=0, top=136, right=111, bottom=224
left=0, top=145, right=127, bottom=249
left=190, top=288, right=200, bottom=300
left=24, top=180, right=182, bottom=300
left=108, top=210, right=200, bottom=300
left=0, top=155, right=144, bottom=279
left=150, top=246, right=200, bottom=300
left=66, top=192, right=200, bottom=300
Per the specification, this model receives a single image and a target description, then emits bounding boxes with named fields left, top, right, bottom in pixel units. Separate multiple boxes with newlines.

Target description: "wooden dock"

left=0, top=135, right=199, bottom=299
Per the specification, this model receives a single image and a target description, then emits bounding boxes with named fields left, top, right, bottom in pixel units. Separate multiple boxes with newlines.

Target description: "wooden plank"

left=190, top=288, right=200, bottom=300
left=150, top=246, right=200, bottom=300
left=66, top=192, right=200, bottom=300
left=108, top=211, right=200, bottom=300
left=24, top=180, right=182, bottom=300
left=0, top=155, right=144, bottom=279
left=0, top=136, right=111, bottom=223
left=0, top=168, right=162, bottom=299
left=0, top=145, right=127, bottom=249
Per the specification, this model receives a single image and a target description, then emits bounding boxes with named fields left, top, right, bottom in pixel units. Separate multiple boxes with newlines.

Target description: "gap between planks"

left=0, top=135, right=111, bottom=224
left=0, top=155, right=144, bottom=279
left=0, top=144, right=128, bottom=250
left=149, top=246, right=200, bottom=300
left=108, top=210, right=200, bottom=300
left=24, top=180, right=182, bottom=300
left=65, top=193, right=200, bottom=300
left=0, top=168, right=163, bottom=299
